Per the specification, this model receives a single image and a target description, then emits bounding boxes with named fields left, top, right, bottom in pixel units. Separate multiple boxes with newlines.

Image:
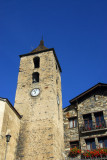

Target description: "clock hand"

left=33, top=90, right=36, bottom=94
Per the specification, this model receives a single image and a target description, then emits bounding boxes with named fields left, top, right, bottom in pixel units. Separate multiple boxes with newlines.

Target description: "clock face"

left=31, top=88, right=40, bottom=97
left=57, top=95, right=60, bottom=105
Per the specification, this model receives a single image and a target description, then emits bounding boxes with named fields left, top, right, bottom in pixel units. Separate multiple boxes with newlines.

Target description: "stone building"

left=0, top=40, right=107, bottom=160
left=0, top=40, right=65, bottom=160
left=63, top=83, right=107, bottom=159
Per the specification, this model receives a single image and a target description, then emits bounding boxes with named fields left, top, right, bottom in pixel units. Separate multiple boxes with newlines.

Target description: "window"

left=70, top=141, right=79, bottom=148
left=69, top=117, right=77, bottom=128
left=94, top=112, right=104, bottom=127
left=32, top=72, right=39, bottom=83
left=83, top=114, right=93, bottom=130
left=98, top=137, right=107, bottom=148
left=33, top=57, right=40, bottom=68
left=56, top=77, right=58, bottom=84
left=56, top=64, right=58, bottom=70
left=85, top=138, right=96, bottom=150
left=56, top=79, right=58, bottom=84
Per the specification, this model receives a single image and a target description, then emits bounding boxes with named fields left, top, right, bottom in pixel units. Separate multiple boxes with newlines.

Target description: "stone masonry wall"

left=78, top=94, right=107, bottom=150
left=63, top=107, right=79, bottom=157
left=63, top=91, right=107, bottom=159
left=14, top=50, right=64, bottom=160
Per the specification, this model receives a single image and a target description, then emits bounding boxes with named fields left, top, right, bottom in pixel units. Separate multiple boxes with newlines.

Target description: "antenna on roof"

left=42, top=34, right=43, bottom=41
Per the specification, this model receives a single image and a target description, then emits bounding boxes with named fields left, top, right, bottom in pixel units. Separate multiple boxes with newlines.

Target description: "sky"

left=0, top=0, right=107, bottom=108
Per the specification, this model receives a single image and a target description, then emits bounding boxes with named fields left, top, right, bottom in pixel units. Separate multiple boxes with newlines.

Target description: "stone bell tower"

left=14, top=40, right=64, bottom=160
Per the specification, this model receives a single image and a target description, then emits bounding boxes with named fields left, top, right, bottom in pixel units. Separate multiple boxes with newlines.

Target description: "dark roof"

left=19, top=48, right=62, bottom=72
left=63, top=104, right=77, bottom=112
left=30, top=39, right=48, bottom=53
left=69, top=83, right=107, bottom=104
left=0, top=97, right=22, bottom=119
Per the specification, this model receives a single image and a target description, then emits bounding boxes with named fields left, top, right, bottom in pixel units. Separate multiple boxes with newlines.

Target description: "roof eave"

left=69, top=83, right=107, bottom=104
left=0, top=97, right=22, bottom=119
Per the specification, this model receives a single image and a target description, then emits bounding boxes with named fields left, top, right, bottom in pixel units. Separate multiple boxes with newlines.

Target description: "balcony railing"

left=68, top=148, right=107, bottom=160
left=67, top=158, right=107, bottom=160
left=80, top=120, right=107, bottom=133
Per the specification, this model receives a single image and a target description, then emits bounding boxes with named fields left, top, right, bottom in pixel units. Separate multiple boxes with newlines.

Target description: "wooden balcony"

left=80, top=120, right=107, bottom=133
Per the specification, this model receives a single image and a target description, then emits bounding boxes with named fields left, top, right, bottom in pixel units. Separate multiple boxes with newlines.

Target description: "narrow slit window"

left=33, top=57, right=40, bottom=68
left=32, top=72, right=39, bottom=83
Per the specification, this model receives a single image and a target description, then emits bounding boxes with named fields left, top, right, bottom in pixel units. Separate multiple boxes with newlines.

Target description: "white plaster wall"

left=0, top=100, right=5, bottom=135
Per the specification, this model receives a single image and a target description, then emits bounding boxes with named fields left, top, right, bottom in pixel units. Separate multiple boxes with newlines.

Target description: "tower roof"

left=19, top=40, right=62, bottom=72
left=31, top=39, right=48, bottom=53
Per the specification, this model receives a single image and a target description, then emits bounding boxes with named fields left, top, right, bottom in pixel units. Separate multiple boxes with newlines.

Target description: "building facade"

left=63, top=83, right=107, bottom=159
left=0, top=40, right=64, bottom=160
left=0, top=40, right=107, bottom=160
left=0, top=98, right=21, bottom=160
